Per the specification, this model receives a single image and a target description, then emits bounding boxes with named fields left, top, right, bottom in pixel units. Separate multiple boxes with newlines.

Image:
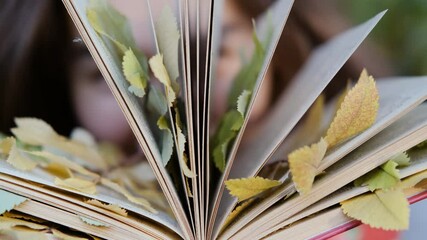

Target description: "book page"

left=264, top=146, right=427, bottom=235
left=266, top=188, right=427, bottom=240
left=0, top=161, right=182, bottom=236
left=233, top=104, right=427, bottom=239
left=208, top=1, right=294, bottom=237
left=215, top=11, right=385, bottom=236
left=230, top=10, right=386, bottom=180
left=219, top=76, right=427, bottom=239
left=62, top=1, right=193, bottom=238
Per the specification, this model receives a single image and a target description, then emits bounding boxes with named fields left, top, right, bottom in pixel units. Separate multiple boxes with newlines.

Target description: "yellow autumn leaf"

left=44, top=162, right=73, bottom=179
left=225, top=176, right=281, bottom=202
left=223, top=199, right=254, bottom=229
left=7, top=140, right=37, bottom=171
left=324, top=69, right=379, bottom=147
left=86, top=199, right=128, bottom=217
left=175, top=111, right=196, bottom=178
left=0, top=216, right=48, bottom=230
left=54, top=177, right=97, bottom=195
left=399, top=170, right=427, bottom=189
left=12, top=118, right=107, bottom=170
left=3, top=212, right=46, bottom=223
left=334, top=80, right=352, bottom=116
left=288, top=138, right=328, bottom=195
left=0, top=137, right=15, bottom=154
left=100, top=178, right=157, bottom=213
left=341, top=189, right=409, bottom=230
left=123, top=48, right=147, bottom=98
left=28, top=151, right=99, bottom=179
left=148, top=54, right=176, bottom=107
left=51, top=229, right=88, bottom=240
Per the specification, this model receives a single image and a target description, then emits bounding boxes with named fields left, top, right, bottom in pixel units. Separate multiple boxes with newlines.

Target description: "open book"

left=2, top=0, right=427, bottom=239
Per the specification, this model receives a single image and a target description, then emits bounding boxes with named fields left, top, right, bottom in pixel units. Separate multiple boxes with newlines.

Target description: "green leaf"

left=212, top=111, right=244, bottom=172
left=79, top=216, right=109, bottom=227
left=391, top=152, right=410, bottom=167
left=157, top=116, right=174, bottom=166
left=355, top=160, right=400, bottom=191
left=0, top=190, right=27, bottom=215
left=148, top=86, right=168, bottom=116
left=341, top=189, right=409, bottom=230
left=122, top=48, right=148, bottom=98
left=154, top=5, right=180, bottom=82
left=87, top=0, right=136, bottom=54
left=227, top=27, right=267, bottom=108
left=237, top=90, right=252, bottom=117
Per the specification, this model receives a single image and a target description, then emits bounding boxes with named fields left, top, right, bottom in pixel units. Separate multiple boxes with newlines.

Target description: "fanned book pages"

left=2, top=0, right=427, bottom=239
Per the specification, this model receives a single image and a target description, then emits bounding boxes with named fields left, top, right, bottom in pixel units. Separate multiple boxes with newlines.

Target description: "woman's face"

left=70, top=0, right=272, bottom=152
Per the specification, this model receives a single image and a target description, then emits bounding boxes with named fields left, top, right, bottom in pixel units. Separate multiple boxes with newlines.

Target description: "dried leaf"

left=100, top=178, right=157, bottom=213
left=0, top=137, right=15, bottom=155
left=123, top=48, right=148, bottom=97
left=223, top=199, right=254, bottom=228
left=79, top=216, right=109, bottom=227
left=149, top=54, right=176, bottom=107
left=29, top=151, right=99, bottom=179
left=288, top=138, right=328, bottom=194
left=85, top=199, right=127, bottom=217
left=175, top=111, right=196, bottom=178
left=0, top=190, right=27, bottom=215
left=399, top=170, right=427, bottom=189
left=51, top=229, right=87, bottom=240
left=0, top=216, right=48, bottom=230
left=54, top=177, right=97, bottom=195
left=324, top=69, right=379, bottom=147
left=225, top=176, right=281, bottom=202
left=7, top=140, right=37, bottom=171
left=12, top=118, right=107, bottom=170
left=154, top=5, right=180, bottom=82
left=44, top=162, right=73, bottom=179
left=341, top=189, right=409, bottom=230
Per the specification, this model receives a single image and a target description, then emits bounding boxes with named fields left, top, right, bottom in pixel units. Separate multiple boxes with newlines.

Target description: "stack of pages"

left=1, top=0, right=427, bottom=239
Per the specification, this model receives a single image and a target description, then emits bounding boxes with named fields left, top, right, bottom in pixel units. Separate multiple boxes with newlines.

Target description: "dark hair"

left=0, top=0, right=77, bottom=135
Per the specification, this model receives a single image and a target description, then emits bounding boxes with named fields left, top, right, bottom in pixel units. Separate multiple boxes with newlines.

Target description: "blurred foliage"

left=339, top=0, right=427, bottom=75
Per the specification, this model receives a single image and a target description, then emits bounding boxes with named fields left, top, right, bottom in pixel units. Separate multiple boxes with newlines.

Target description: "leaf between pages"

left=0, top=216, right=48, bottom=231
left=149, top=54, right=177, bottom=108
left=54, top=177, right=97, bottom=195
left=85, top=199, right=128, bottom=217
left=79, top=216, right=109, bottom=227
left=324, top=69, right=379, bottom=147
left=288, top=138, right=328, bottom=195
left=100, top=178, right=157, bottom=213
left=123, top=48, right=148, bottom=97
left=225, top=176, right=281, bottom=202
left=289, top=69, right=379, bottom=194
left=341, top=189, right=409, bottom=230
